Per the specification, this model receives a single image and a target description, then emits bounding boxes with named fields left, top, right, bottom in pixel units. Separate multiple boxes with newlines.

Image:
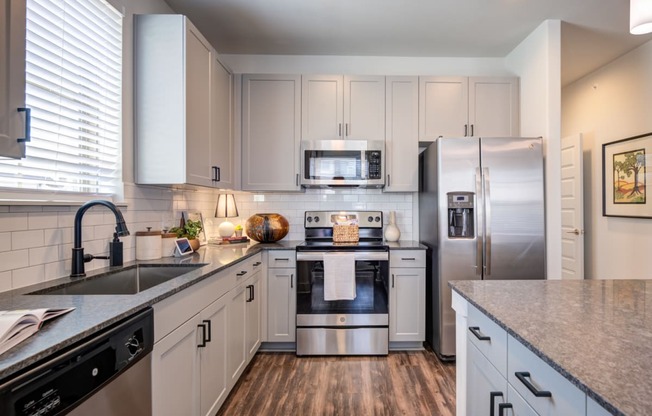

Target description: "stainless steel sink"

left=30, top=264, right=207, bottom=295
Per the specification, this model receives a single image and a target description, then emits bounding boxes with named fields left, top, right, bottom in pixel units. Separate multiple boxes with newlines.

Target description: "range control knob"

left=306, top=216, right=313, bottom=223
left=314, top=216, right=320, bottom=223
left=367, top=216, right=373, bottom=222
left=375, top=216, right=381, bottom=222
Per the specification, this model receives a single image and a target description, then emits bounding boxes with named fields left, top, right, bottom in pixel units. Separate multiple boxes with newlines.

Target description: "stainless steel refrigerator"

left=419, top=137, right=545, bottom=360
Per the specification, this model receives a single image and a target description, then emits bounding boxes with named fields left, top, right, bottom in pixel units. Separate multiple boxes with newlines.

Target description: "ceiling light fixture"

left=630, top=0, right=652, bottom=34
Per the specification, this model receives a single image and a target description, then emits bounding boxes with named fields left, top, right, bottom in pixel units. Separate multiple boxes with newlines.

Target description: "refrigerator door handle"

left=475, top=167, right=483, bottom=276
left=484, top=167, right=492, bottom=276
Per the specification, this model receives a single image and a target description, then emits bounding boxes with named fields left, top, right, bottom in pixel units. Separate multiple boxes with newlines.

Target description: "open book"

left=0, top=307, right=75, bottom=355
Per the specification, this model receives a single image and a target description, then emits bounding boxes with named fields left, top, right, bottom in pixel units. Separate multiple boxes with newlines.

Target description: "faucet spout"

left=71, top=200, right=130, bottom=277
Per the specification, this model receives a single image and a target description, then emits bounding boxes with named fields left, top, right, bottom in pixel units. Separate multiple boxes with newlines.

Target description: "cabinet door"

left=385, top=77, right=418, bottom=192
left=242, top=74, right=301, bottom=191
left=199, top=294, right=229, bottom=416
left=0, top=0, right=27, bottom=158
left=210, top=54, right=234, bottom=189
left=267, top=267, right=296, bottom=342
left=507, top=385, right=539, bottom=416
left=467, top=341, right=507, bottom=416
left=227, top=279, right=247, bottom=387
left=245, top=271, right=262, bottom=361
left=468, top=77, right=519, bottom=137
left=344, top=76, right=385, bottom=140
left=185, top=22, right=213, bottom=187
left=152, top=316, right=201, bottom=416
left=419, top=76, right=468, bottom=141
left=389, top=267, right=425, bottom=342
left=302, top=75, right=343, bottom=140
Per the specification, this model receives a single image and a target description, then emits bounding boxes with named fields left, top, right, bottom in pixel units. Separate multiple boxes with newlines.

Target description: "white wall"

left=505, top=20, right=562, bottom=280
left=562, top=39, right=652, bottom=279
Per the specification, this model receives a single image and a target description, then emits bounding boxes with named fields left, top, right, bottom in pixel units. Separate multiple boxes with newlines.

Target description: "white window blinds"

left=0, top=0, right=123, bottom=194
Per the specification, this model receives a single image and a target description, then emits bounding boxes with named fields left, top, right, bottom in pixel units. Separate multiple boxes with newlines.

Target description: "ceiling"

left=163, top=0, right=652, bottom=86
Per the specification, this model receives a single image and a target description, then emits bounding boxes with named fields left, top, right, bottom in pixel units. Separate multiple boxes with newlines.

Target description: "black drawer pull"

left=237, top=271, right=247, bottom=277
left=490, top=391, right=503, bottom=416
left=203, top=319, right=212, bottom=342
left=275, top=258, right=290, bottom=261
left=469, top=326, right=491, bottom=341
left=197, top=323, right=207, bottom=348
left=498, top=403, right=512, bottom=416
left=253, top=262, right=262, bottom=266
left=401, top=257, right=416, bottom=261
left=515, top=371, right=552, bottom=397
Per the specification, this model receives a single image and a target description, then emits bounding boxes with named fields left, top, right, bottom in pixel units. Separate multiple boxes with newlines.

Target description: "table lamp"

left=215, top=194, right=239, bottom=238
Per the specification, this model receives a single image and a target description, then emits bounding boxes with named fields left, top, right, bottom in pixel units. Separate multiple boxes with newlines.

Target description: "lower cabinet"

left=266, top=250, right=297, bottom=343
left=467, top=341, right=506, bottom=416
left=389, top=250, right=426, bottom=342
left=152, top=253, right=262, bottom=416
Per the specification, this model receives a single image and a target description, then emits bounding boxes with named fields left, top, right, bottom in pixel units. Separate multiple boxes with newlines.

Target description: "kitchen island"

left=450, top=279, right=652, bottom=416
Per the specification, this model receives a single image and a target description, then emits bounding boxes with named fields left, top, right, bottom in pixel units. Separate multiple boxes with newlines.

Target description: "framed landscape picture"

left=603, top=132, right=652, bottom=218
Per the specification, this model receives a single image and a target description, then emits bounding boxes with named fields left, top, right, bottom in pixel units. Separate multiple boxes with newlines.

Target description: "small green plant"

left=234, top=224, right=243, bottom=231
left=170, top=218, right=203, bottom=240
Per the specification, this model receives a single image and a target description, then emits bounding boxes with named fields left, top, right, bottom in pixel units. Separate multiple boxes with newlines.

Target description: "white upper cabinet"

left=241, top=74, right=302, bottom=191
left=419, top=76, right=519, bottom=141
left=210, top=54, right=234, bottom=189
left=135, top=14, right=232, bottom=188
left=302, top=75, right=385, bottom=140
left=0, top=0, right=27, bottom=159
left=384, top=77, right=419, bottom=192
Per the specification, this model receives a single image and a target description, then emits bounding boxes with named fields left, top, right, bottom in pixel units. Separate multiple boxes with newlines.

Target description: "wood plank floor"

left=217, top=350, right=456, bottom=416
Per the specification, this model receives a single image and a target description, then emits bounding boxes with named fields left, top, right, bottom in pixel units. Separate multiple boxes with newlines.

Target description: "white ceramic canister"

left=135, top=228, right=162, bottom=260
left=161, top=232, right=177, bottom=257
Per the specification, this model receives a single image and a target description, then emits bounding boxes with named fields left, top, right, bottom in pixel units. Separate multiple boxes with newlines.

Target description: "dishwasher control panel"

left=0, top=308, right=153, bottom=416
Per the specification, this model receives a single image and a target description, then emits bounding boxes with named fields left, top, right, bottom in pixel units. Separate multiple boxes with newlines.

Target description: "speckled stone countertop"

left=0, top=240, right=302, bottom=381
left=384, top=240, right=426, bottom=250
left=450, top=279, right=652, bottom=416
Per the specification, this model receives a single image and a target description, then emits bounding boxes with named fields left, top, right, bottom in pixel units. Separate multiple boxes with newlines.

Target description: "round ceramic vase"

left=245, top=213, right=289, bottom=243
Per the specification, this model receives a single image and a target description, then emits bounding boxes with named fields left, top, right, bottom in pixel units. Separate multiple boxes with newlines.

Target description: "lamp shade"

left=631, top=0, right=652, bottom=34
left=215, top=194, right=239, bottom=218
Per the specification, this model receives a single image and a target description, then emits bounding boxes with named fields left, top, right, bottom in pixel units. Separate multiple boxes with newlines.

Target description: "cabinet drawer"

left=268, top=250, right=296, bottom=268
left=250, top=253, right=263, bottom=274
left=508, top=335, right=586, bottom=415
left=507, top=384, right=538, bottom=416
left=389, top=250, right=425, bottom=267
left=467, top=303, right=507, bottom=377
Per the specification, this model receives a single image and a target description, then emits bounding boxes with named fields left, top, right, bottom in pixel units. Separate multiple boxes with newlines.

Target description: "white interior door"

left=560, top=134, right=584, bottom=279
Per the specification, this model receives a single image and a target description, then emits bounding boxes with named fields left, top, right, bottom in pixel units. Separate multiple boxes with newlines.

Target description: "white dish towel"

left=323, top=252, right=356, bottom=301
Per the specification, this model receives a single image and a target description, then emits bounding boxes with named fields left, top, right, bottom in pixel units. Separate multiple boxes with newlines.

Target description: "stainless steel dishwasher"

left=0, top=307, right=154, bottom=416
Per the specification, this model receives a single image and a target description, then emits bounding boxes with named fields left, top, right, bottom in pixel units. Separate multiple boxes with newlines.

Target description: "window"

left=0, top=0, right=123, bottom=195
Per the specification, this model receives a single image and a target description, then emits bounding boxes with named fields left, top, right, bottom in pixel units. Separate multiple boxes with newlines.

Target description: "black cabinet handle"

left=490, top=391, right=503, bottom=416
left=246, top=285, right=254, bottom=302
left=469, top=326, right=491, bottom=341
left=253, top=262, right=262, bottom=266
left=203, top=319, right=212, bottom=342
left=275, top=258, right=290, bottom=261
left=392, top=274, right=395, bottom=288
left=498, top=403, right=513, bottom=416
left=17, top=107, right=31, bottom=143
left=198, top=323, right=207, bottom=347
left=252, top=283, right=255, bottom=301
left=401, top=257, right=416, bottom=261
left=211, top=166, right=221, bottom=182
left=470, top=124, right=474, bottom=136
left=290, top=273, right=294, bottom=289
left=237, top=271, right=247, bottom=277
left=515, top=371, right=552, bottom=397
left=464, top=124, right=468, bottom=137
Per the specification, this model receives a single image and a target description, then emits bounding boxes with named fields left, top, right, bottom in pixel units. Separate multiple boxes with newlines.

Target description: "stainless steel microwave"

left=300, top=140, right=385, bottom=188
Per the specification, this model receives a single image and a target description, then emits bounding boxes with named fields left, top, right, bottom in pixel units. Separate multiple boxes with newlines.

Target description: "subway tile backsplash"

left=0, top=184, right=414, bottom=292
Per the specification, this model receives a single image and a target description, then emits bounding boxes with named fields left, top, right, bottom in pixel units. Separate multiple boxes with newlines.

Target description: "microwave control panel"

left=366, top=151, right=382, bottom=179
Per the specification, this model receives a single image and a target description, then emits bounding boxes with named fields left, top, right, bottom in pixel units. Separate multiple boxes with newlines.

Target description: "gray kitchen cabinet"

left=467, top=341, right=507, bottom=416
left=419, top=76, right=519, bottom=141
left=152, top=253, right=262, bottom=416
left=245, top=267, right=262, bottom=361
left=266, top=250, right=297, bottom=342
left=384, top=77, right=419, bottom=192
left=135, top=14, right=232, bottom=188
left=0, top=0, right=27, bottom=159
left=389, top=250, right=425, bottom=342
left=241, top=74, right=301, bottom=191
left=302, top=75, right=385, bottom=141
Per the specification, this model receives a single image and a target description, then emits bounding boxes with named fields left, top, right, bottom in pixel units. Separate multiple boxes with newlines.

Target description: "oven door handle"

left=296, top=251, right=389, bottom=262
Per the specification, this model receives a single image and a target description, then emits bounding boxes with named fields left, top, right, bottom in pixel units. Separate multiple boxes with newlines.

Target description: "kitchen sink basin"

left=29, top=264, right=207, bottom=295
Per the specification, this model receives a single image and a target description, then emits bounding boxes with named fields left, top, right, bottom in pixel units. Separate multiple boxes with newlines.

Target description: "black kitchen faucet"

left=71, top=200, right=130, bottom=277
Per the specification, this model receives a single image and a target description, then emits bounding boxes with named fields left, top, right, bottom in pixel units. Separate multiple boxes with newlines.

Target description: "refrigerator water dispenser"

left=447, top=192, right=474, bottom=238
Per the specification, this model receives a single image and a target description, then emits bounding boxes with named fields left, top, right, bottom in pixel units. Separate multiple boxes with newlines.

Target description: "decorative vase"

left=245, top=213, right=289, bottom=243
left=189, top=238, right=201, bottom=251
left=384, top=211, right=400, bottom=242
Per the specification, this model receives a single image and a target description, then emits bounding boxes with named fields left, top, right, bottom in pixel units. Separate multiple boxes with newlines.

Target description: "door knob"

left=566, top=229, right=583, bottom=235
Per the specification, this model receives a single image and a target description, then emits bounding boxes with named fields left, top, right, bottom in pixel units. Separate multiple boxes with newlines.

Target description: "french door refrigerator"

left=419, top=137, right=545, bottom=360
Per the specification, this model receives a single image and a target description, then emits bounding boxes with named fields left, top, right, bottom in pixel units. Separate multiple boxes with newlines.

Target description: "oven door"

left=296, top=250, right=389, bottom=355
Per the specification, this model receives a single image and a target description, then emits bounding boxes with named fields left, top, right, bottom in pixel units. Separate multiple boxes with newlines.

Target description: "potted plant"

left=170, top=218, right=203, bottom=251
left=234, top=224, right=243, bottom=237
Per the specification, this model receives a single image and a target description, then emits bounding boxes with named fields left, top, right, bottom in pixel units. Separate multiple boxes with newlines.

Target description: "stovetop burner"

left=299, top=210, right=387, bottom=251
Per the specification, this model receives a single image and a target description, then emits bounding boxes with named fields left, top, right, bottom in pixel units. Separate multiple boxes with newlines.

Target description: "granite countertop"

left=385, top=240, right=426, bottom=250
left=450, top=279, right=652, bottom=416
left=0, top=240, right=302, bottom=381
